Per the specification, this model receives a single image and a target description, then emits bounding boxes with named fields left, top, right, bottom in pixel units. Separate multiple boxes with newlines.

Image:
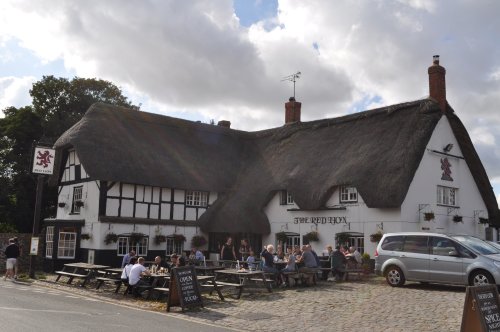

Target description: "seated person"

left=347, top=246, right=362, bottom=266
left=121, top=256, right=138, bottom=283
left=176, top=256, right=186, bottom=267
left=151, top=256, right=168, bottom=272
left=276, top=245, right=285, bottom=260
left=297, top=245, right=318, bottom=271
left=282, top=247, right=296, bottom=272
left=128, top=257, right=151, bottom=297
left=331, top=246, right=347, bottom=281
left=261, top=244, right=282, bottom=284
left=246, top=249, right=257, bottom=270
left=168, top=254, right=179, bottom=271
left=194, top=248, right=205, bottom=261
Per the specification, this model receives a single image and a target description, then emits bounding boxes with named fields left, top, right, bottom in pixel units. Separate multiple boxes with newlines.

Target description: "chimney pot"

left=217, top=120, right=231, bottom=128
left=428, top=55, right=447, bottom=113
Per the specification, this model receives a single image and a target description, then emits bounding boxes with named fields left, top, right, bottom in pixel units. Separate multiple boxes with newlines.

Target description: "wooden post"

left=29, top=174, right=44, bottom=279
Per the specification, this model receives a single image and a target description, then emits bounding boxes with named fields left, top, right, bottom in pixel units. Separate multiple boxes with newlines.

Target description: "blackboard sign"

left=167, top=266, right=203, bottom=312
left=461, top=285, right=500, bottom=332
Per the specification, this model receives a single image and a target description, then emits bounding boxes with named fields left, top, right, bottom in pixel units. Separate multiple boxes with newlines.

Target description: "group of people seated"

left=325, top=245, right=362, bottom=281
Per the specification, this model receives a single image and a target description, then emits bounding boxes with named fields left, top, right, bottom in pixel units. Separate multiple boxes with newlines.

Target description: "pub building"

left=42, top=56, right=499, bottom=270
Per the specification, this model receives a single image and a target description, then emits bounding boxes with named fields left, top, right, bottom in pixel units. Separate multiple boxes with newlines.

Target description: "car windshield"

left=487, top=241, right=500, bottom=252
left=451, top=235, right=499, bottom=255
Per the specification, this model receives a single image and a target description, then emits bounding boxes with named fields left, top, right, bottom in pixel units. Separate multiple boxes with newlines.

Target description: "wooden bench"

left=211, top=281, right=244, bottom=299
left=55, top=271, right=89, bottom=285
left=344, top=268, right=364, bottom=281
left=95, top=277, right=123, bottom=293
left=148, top=287, right=170, bottom=300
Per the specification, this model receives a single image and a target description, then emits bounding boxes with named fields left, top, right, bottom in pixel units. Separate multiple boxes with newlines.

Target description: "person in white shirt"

left=121, top=256, right=137, bottom=281
left=128, top=257, right=151, bottom=297
left=348, top=246, right=363, bottom=265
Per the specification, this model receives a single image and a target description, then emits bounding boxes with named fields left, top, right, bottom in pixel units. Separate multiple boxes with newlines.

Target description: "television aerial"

left=281, top=71, right=301, bottom=99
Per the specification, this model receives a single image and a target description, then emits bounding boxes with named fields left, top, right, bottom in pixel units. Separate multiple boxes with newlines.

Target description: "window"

left=381, top=235, right=404, bottom=251
left=285, top=234, right=300, bottom=251
left=402, top=236, right=429, bottom=254
left=279, top=190, right=294, bottom=205
left=340, top=186, right=358, bottom=203
left=166, top=236, right=184, bottom=255
left=117, top=236, right=148, bottom=256
left=185, top=191, right=208, bottom=207
left=431, top=237, right=457, bottom=256
left=58, top=232, right=77, bottom=259
left=437, top=186, right=457, bottom=206
left=72, top=186, right=83, bottom=214
left=46, top=226, right=54, bottom=258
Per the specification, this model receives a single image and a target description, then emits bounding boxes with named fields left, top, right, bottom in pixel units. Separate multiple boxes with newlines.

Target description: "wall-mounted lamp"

left=443, top=143, right=454, bottom=152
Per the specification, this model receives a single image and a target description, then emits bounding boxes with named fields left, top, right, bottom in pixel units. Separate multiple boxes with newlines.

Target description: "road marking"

left=0, top=306, right=92, bottom=316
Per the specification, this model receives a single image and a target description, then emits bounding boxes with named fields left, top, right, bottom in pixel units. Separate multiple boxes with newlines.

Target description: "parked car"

left=374, top=232, right=500, bottom=287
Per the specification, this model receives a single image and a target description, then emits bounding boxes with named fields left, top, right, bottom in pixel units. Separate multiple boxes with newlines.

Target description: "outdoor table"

left=55, top=263, right=110, bottom=287
left=96, top=267, right=125, bottom=292
left=148, top=273, right=171, bottom=287
left=194, top=265, right=226, bottom=275
left=214, top=269, right=273, bottom=299
left=196, top=275, right=225, bottom=300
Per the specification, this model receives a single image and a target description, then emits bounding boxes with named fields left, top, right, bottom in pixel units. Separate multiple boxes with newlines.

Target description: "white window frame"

left=279, top=190, right=294, bottom=205
left=166, top=237, right=184, bottom=255
left=57, top=231, right=77, bottom=259
left=72, top=186, right=83, bottom=214
left=340, top=186, right=358, bottom=203
left=46, top=226, right=54, bottom=258
left=185, top=191, right=208, bottom=207
left=437, top=186, right=457, bottom=206
left=117, top=236, right=148, bottom=256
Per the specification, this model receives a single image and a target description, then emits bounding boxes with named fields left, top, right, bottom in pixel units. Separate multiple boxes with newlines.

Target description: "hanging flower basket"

left=452, top=215, right=463, bottom=223
left=172, top=234, right=186, bottom=244
left=81, top=233, right=91, bottom=240
left=479, top=217, right=489, bottom=225
left=75, top=200, right=84, bottom=208
left=129, top=232, right=145, bottom=245
left=104, top=233, right=118, bottom=245
left=191, top=235, right=207, bottom=248
left=276, top=232, right=288, bottom=243
left=304, top=231, right=319, bottom=242
left=336, top=233, right=349, bottom=245
left=154, top=234, right=167, bottom=245
left=58, top=202, right=66, bottom=208
left=424, top=212, right=435, bottom=221
left=370, top=232, right=383, bottom=243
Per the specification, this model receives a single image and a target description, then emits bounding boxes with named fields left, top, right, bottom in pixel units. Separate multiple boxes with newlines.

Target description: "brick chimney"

left=428, top=55, right=447, bottom=113
left=285, top=97, right=301, bottom=124
left=217, top=120, right=231, bottom=128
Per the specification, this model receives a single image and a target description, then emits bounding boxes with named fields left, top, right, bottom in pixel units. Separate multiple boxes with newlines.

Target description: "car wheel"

left=470, top=270, right=494, bottom=286
left=385, top=266, right=405, bottom=287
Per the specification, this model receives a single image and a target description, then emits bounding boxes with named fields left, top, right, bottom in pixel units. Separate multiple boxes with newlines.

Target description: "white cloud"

left=0, top=76, right=36, bottom=112
left=0, top=0, right=499, bottom=183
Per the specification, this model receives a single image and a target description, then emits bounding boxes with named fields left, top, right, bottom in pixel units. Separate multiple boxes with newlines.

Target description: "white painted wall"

left=56, top=180, right=100, bottom=222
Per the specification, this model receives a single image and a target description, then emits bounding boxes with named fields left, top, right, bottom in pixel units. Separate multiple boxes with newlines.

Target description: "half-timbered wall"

left=105, top=182, right=217, bottom=221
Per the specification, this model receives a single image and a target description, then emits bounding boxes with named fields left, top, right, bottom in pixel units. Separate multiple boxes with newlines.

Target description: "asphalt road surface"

left=0, top=280, right=233, bottom=332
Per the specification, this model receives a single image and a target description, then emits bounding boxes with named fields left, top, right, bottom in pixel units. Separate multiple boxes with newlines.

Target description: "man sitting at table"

left=128, top=257, right=151, bottom=297
left=261, top=244, right=282, bottom=284
left=151, top=256, right=168, bottom=273
left=194, top=248, right=205, bottom=261
left=347, top=246, right=362, bottom=266
left=297, top=245, right=318, bottom=270
left=330, top=246, right=347, bottom=281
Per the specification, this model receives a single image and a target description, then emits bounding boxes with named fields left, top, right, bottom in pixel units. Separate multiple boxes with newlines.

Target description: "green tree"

left=0, top=76, right=137, bottom=232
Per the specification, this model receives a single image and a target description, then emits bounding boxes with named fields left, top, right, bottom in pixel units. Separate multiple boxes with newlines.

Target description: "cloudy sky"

left=1, top=0, right=500, bottom=201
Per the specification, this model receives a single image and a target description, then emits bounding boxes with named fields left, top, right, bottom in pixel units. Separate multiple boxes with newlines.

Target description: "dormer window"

left=280, top=190, right=294, bottom=205
left=340, top=186, right=357, bottom=203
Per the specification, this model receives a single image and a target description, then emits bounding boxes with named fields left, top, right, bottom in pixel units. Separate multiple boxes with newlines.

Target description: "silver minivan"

left=374, top=232, right=500, bottom=287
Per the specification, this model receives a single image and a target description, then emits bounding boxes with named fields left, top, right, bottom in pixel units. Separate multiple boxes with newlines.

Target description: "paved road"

left=0, top=280, right=234, bottom=332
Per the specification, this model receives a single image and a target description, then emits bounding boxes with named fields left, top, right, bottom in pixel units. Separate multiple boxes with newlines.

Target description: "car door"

left=428, top=236, right=464, bottom=284
left=399, top=235, right=430, bottom=281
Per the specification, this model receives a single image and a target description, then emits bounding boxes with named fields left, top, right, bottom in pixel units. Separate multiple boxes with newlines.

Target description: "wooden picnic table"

left=194, top=265, right=226, bottom=275
left=55, top=263, right=110, bottom=287
left=148, top=273, right=225, bottom=301
left=95, top=267, right=125, bottom=292
left=214, top=269, right=272, bottom=299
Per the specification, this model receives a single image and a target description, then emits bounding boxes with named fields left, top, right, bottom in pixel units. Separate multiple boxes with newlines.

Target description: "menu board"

left=167, top=266, right=203, bottom=312
left=462, top=285, right=500, bottom=332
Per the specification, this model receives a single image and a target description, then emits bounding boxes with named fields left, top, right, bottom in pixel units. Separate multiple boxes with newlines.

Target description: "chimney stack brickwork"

left=285, top=97, right=301, bottom=124
left=217, top=120, right=231, bottom=128
left=428, top=55, right=447, bottom=113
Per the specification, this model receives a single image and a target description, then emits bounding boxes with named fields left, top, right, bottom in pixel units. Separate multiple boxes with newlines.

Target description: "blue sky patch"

left=233, top=0, right=278, bottom=27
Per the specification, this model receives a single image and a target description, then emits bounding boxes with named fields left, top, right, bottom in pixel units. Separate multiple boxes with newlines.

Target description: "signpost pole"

left=29, top=174, right=44, bottom=279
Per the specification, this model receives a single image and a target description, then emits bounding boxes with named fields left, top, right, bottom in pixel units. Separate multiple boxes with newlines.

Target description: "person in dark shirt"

left=331, top=246, right=347, bottom=281
left=4, top=238, right=20, bottom=280
left=220, top=237, right=236, bottom=261
left=261, top=244, right=282, bottom=285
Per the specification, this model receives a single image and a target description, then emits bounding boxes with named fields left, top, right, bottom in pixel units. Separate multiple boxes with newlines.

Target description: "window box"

left=154, top=234, right=167, bottom=245
left=479, top=217, right=489, bottom=224
left=424, top=212, right=435, bottom=221
left=58, top=202, right=66, bottom=208
left=191, top=235, right=207, bottom=248
left=452, top=215, right=462, bottom=223
left=104, top=232, right=118, bottom=245
left=81, top=233, right=91, bottom=240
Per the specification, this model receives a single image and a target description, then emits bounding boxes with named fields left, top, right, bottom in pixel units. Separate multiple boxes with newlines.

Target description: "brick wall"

left=0, top=233, right=43, bottom=275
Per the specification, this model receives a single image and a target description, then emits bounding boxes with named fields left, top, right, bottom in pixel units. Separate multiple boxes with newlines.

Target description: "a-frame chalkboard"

left=461, top=285, right=500, bottom=332
left=166, top=265, right=203, bottom=312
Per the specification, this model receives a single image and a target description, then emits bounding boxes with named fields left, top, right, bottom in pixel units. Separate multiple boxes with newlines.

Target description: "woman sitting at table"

left=246, top=249, right=257, bottom=270
left=121, top=256, right=138, bottom=284
left=261, top=244, right=282, bottom=284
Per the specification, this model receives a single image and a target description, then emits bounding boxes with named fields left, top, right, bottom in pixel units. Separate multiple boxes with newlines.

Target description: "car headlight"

left=493, top=261, right=500, bottom=268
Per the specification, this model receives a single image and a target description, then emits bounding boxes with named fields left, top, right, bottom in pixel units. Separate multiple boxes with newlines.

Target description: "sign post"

left=167, top=266, right=203, bottom=312
left=29, top=145, right=55, bottom=278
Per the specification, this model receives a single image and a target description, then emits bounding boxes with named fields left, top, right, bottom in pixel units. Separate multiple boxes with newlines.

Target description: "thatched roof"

left=51, top=100, right=499, bottom=233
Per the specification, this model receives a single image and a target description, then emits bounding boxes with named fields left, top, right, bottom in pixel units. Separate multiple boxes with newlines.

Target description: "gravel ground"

left=32, top=274, right=466, bottom=332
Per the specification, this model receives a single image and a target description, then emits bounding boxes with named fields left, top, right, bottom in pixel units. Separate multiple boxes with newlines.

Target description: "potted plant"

left=304, top=231, right=319, bottom=242
left=104, top=232, right=118, bottom=245
left=172, top=234, right=186, bottom=244
left=479, top=217, right=489, bottom=224
left=58, top=202, right=66, bottom=208
left=75, top=200, right=84, bottom=208
left=361, top=252, right=373, bottom=274
left=370, top=231, right=383, bottom=243
left=129, top=232, right=144, bottom=244
left=154, top=234, right=166, bottom=245
left=81, top=233, right=91, bottom=240
left=424, top=212, right=435, bottom=221
left=191, top=235, right=207, bottom=248
left=276, top=231, right=288, bottom=244
left=452, top=215, right=463, bottom=223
